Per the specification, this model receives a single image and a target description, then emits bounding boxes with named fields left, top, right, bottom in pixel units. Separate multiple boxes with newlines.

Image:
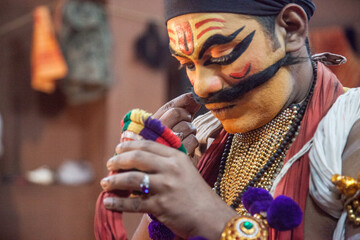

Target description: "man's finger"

left=101, top=171, right=160, bottom=193
left=103, top=196, right=152, bottom=213
left=115, top=140, right=180, bottom=158
left=153, top=93, right=201, bottom=119
left=182, top=134, right=199, bottom=156
left=158, top=107, right=192, bottom=129
left=172, top=121, right=197, bottom=139
left=109, top=148, right=166, bottom=172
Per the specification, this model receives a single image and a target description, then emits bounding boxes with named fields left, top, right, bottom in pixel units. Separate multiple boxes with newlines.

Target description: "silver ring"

left=174, top=132, right=184, bottom=141
left=140, top=174, right=150, bottom=195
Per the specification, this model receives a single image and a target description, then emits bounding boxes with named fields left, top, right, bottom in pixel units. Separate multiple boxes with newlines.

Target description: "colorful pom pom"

left=121, top=109, right=187, bottom=154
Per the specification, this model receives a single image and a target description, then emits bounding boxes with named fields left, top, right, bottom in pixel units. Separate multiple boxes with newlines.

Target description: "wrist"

left=190, top=206, right=237, bottom=240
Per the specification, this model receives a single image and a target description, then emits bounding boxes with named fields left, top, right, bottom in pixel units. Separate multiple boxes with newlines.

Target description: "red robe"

left=94, top=190, right=128, bottom=239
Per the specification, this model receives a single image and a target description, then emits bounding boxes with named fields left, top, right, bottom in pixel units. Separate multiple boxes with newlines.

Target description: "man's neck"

left=283, top=49, right=314, bottom=109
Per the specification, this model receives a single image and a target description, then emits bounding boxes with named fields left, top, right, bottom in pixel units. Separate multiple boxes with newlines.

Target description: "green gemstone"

left=243, top=221, right=253, bottom=230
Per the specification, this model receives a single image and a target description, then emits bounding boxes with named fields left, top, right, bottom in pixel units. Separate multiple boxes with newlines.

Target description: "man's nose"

left=193, top=66, right=223, bottom=98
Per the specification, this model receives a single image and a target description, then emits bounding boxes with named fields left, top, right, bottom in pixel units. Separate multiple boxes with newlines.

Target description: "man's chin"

left=218, top=114, right=273, bottom=134
left=221, top=119, right=254, bottom=134
left=207, top=104, right=252, bottom=132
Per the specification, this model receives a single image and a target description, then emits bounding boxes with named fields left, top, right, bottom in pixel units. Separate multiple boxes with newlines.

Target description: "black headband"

left=164, top=0, right=315, bottom=23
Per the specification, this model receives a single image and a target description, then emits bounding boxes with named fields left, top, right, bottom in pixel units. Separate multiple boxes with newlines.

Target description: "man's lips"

left=207, top=104, right=236, bottom=113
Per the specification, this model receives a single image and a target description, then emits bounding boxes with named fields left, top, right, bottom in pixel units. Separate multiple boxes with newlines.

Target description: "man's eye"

left=205, top=52, right=236, bottom=66
left=183, top=62, right=195, bottom=71
left=210, top=47, right=234, bottom=59
left=204, top=30, right=255, bottom=66
left=210, top=54, right=233, bottom=65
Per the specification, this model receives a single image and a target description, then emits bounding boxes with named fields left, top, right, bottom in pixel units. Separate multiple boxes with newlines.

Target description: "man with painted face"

left=97, top=0, right=360, bottom=239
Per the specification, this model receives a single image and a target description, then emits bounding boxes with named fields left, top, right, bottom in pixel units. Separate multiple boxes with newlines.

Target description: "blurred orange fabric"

left=31, top=6, right=67, bottom=93
left=310, top=27, right=360, bottom=88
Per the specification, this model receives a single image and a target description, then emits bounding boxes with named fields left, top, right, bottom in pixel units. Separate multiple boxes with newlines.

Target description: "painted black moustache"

left=191, top=55, right=289, bottom=105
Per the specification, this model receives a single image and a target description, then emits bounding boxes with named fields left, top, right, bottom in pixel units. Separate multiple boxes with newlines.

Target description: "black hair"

left=254, top=15, right=311, bottom=55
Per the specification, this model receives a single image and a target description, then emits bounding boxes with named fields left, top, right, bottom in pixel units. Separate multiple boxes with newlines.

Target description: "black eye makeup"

left=204, top=30, right=255, bottom=66
left=198, top=26, right=245, bottom=59
left=169, top=27, right=255, bottom=71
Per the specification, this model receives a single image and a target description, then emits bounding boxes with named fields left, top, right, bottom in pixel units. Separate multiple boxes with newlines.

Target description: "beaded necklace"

left=213, top=62, right=317, bottom=214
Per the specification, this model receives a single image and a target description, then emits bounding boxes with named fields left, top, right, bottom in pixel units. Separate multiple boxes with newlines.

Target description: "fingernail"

left=103, top=198, right=113, bottom=208
left=101, top=177, right=110, bottom=189
left=115, top=143, right=122, bottom=154
left=107, top=158, right=114, bottom=170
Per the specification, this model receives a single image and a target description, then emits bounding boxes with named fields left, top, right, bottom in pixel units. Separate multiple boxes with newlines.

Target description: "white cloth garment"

left=271, top=88, right=360, bottom=239
left=309, top=87, right=360, bottom=240
left=193, top=111, right=222, bottom=160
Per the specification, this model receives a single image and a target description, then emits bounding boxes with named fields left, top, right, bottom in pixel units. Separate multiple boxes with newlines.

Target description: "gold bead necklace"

left=220, top=105, right=298, bottom=214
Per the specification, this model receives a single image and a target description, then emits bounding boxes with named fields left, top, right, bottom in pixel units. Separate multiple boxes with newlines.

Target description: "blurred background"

left=0, top=0, right=359, bottom=239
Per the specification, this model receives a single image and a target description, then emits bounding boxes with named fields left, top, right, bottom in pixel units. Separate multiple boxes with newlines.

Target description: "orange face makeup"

left=167, top=13, right=294, bottom=133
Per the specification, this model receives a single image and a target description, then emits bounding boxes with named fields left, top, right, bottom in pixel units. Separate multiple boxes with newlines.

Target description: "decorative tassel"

left=242, top=187, right=273, bottom=215
left=148, top=221, right=175, bottom=240
left=267, top=195, right=303, bottom=231
left=148, top=214, right=175, bottom=240
left=242, top=187, right=303, bottom=231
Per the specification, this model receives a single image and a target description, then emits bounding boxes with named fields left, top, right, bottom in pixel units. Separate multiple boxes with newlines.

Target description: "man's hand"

left=152, top=93, right=201, bottom=156
left=100, top=140, right=237, bottom=239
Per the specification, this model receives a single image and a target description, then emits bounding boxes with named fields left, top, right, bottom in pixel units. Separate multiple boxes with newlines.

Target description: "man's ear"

left=276, top=4, right=308, bottom=53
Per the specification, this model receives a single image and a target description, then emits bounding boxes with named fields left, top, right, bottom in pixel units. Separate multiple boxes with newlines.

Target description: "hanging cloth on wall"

left=59, top=0, right=111, bottom=105
left=310, top=26, right=360, bottom=88
left=31, top=6, right=68, bottom=94
left=135, top=22, right=166, bottom=69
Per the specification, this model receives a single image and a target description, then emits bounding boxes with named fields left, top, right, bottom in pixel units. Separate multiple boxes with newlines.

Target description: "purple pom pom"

left=242, top=187, right=273, bottom=215
left=189, top=237, right=208, bottom=240
left=267, top=195, right=303, bottom=231
left=148, top=220, right=175, bottom=240
left=148, top=214, right=157, bottom=221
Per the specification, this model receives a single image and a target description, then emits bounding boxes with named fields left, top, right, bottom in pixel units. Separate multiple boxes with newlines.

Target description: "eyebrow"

left=198, top=26, right=245, bottom=59
left=169, top=46, right=193, bottom=59
left=204, top=30, right=255, bottom=66
left=169, top=46, right=188, bottom=59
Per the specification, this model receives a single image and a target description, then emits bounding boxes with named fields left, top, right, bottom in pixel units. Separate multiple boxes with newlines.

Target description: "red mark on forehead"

left=169, top=37, right=176, bottom=45
left=195, top=18, right=225, bottom=29
left=194, top=18, right=225, bottom=40
left=197, top=26, right=222, bottom=40
left=167, top=29, right=176, bottom=44
left=175, top=22, right=194, bottom=55
left=230, top=63, right=251, bottom=79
